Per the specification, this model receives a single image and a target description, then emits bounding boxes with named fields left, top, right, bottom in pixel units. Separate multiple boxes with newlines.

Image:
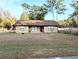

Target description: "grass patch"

left=0, top=33, right=77, bottom=59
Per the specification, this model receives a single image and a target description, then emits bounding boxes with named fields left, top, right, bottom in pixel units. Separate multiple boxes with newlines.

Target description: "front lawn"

left=0, top=33, right=78, bottom=59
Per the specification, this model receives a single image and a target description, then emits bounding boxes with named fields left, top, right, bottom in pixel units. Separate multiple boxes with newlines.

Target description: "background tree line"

left=20, top=0, right=77, bottom=27
left=58, top=0, right=78, bottom=27
left=0, top=0, right=78, bottom=29
left=20, top=0, right=66, bottom=21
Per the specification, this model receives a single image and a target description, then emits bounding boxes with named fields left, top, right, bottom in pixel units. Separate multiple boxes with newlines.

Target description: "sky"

left=0, top=0, right=74, bottom=20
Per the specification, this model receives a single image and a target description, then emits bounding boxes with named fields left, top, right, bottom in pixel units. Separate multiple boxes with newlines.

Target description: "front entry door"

left=40, top=26, right=44, bottom=32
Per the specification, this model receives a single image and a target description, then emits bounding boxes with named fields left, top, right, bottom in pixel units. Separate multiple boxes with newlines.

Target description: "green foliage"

left=0, top=18, right=2, bottom=23
left=55, top=0, right=66, bottom=14
left=3, top=18, right=11, bottom=29
left=71, top=0, right=78, bottom=11
left=0, top=9, right=16, bottom=29
left=71, top=19, right=77, bottom=27
left=69, top=0, right=78, bottom=25
left=58, top=30, right=78, bottom=35
left=22, top=3, right=30, bottom=9
left=44, top=0, right=66, bottom=20
left=21, top=3, right=48, bottom=20
left=3, top=22, right=11, bottom=29
left=58, top=19, right=77, bottom=27
left=20, top=12, right=29, bottom=20
left=44, top=0, right=56, bottom=20
left=0, top=17, right=16, bottom=29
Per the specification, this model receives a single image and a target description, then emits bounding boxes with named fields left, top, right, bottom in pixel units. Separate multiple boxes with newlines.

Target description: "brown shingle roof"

left=15, top=20, right=58, bottom=26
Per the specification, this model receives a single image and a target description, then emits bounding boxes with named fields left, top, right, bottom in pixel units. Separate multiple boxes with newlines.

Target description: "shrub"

left=58, top=30, right=78, bottom=35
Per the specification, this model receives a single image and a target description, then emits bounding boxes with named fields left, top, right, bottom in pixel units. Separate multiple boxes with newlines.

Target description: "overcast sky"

left=0, top=0, right=74, bottom=20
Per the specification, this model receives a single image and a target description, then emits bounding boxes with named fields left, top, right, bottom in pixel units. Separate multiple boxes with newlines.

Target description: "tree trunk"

left=56, top=13, right=58, bottom=22
left=51, top=7, right=54, bottom=20
left=56, top=12, right=58, bottom=32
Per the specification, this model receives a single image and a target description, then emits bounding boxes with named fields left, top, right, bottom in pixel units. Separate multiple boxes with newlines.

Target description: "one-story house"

left=15, top=20, right=58, bottom=33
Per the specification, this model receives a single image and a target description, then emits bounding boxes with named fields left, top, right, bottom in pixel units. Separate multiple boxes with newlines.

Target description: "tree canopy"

left=58, top=19, right=77, bottom=27
left=20, top=12, right=29, bottom=20
left=44, top=0, right=66, bottom=21
left=68, top=0, right=78, bottom=25
left=0, top=9, right=16, bottom=29
left=70, top=0, right=78, bottom=17
left=21, top=3, right=48, bottom=20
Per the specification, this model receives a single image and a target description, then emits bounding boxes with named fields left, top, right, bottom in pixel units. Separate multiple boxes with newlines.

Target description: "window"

left=20, top=27, right=25, bottom=32
left=31, top=27, right=37, bottom=32
left=48, top=26, right=54, bottom=31
left=20, top=28, right=25, bottom=31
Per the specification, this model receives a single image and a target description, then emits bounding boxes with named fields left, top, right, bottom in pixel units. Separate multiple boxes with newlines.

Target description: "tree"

left=58, top=20, right=64, bottom=27
left=0, top=18, right=2, bottom=23
left=69, top=0, right=78, bottom=25
left=1, top=17, right=16, bottom=29
left=58, top=19, right=77, bottom=27
left=20, top=12, right=29, bottom=20
left=21, top=3, right=48, bottom=20
left=0, top=18, right=3, bottom=28
left=2, top=18, right=11, bottom=29
left=22, top=3, right=30, bottom=13
left=70, top=19, right=77, bottom=27
left=44, top=0, right=56, bottom=20
left=10, top=17, right=16, bottom=25
left=44, top=0, right=65, bottom=21
left=30, top=5, right=47, bottom=20
left=0, top=8, right=16, bottom=29
left=71, top=0, right=78, bottom=14
left=55, top=0, right=66, bottom=21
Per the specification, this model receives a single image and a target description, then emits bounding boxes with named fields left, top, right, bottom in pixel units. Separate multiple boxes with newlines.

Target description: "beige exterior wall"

left=16, top=26, right=28, bottom=33
left=37, top=27, right=41, bottom=33
left=16, top=26, right=58, bottom=33
left=16, top=26, right=40, bottom=33
left=44, top=26, right=58, bottom=32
